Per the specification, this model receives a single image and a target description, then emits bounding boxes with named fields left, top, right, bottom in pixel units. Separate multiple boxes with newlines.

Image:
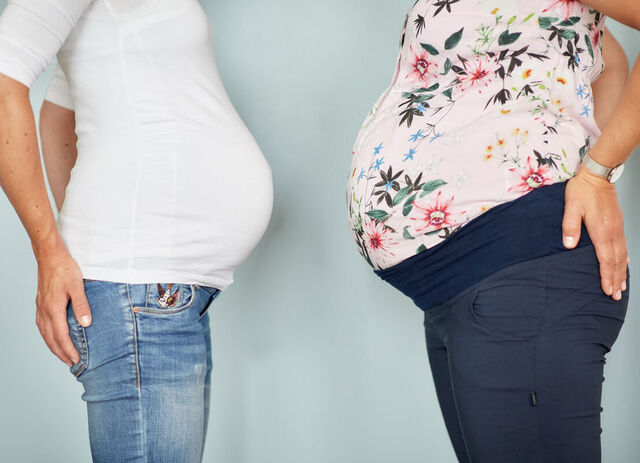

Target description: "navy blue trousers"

left=376, top=181, right=631, bottom=462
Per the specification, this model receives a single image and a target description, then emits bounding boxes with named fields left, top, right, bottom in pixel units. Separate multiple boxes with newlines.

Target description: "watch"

left=581, top=152, right=625, bottom=183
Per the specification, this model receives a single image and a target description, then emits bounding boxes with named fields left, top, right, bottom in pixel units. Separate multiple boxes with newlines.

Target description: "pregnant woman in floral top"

left=348, top=1, right=639, bottom=461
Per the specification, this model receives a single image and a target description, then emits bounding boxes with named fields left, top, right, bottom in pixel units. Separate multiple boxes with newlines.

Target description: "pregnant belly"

left=60, top=143, right=273, bottom=269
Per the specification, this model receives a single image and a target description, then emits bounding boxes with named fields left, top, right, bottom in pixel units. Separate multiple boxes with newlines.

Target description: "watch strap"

left=582, top=153, right=614, bottom=180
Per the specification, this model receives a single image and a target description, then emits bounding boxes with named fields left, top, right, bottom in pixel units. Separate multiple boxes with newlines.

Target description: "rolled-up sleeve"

left=0, top=0, right=91, bottom=88
left=45, top=63, right=73, bottom=109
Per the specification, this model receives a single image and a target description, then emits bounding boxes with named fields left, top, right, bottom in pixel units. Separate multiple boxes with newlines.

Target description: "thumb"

left=70, top=280, right=92, bottom=327
left=562, top=200, right=583, bottom=249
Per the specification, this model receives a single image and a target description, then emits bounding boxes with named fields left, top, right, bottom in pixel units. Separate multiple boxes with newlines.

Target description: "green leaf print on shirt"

left=347, top=1, right=607, bottom=270
left=558, top=16, right=581, bottom=27
left=403, top=226, right=416, bottom=240
left=403, top=194, right=417, bottom=216
left=498, top=30, right=522, bottom=46
left=585, top=34, right=594, bottom=58
left=420, top=179, right=447, bottom=198
left=366, top=210, right=389, bottom=221
left=538, top=16, right=559, bottom=30
left=444, top=27, right=464, bottom=49
left=392, top=186, right=412, bottom=206
left=421, top=43, right=440, bottom=55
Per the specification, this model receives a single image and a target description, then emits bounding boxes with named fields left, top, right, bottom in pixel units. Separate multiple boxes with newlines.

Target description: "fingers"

left=35, top=299, right=80, bottom=367
left=593, top=238, right=616, bottom=298
left=592, top=227, right=628, bottom=301
left=562, top=199, right=582, bottom=249
left=70, top=280, right=92, bottom=327
left=52, top=309, right=81, bottom=365
left=613, top=231, right=629, bottom=298
left=566, top=174, right=628, bottom=301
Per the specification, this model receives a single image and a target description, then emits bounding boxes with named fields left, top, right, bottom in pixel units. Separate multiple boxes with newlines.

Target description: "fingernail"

left=564, top=236, right=575, bottom=247
left=622, top=281, right=627, bottom=292
left=615, top=290, right=622, bottom=301
left=80, top=315, right=91, bottom=327
left=66, top=361, right=73, bottom=368
left=608, top=285, right=614, bottom=296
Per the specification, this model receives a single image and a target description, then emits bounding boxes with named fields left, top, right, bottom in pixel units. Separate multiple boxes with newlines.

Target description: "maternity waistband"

left=375, top=180, right=593, bottom=311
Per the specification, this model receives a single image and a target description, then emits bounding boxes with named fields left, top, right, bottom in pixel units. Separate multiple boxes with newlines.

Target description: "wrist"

left=32, top=229, right=67, bottom=263
left=580, top=150, right=626, bottom=184
left=575, top=164, right=616, bottom=189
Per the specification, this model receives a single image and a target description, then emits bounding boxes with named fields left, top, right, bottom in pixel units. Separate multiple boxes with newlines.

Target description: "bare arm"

left=591, top=27, right=629, bottom=130
left=0, top=75, right=89, bottom=367
left=0, top=0, right=92, bottom=369
left=0, top=76, right=58, bottom=254
left=580, top=2, right=640, bottom=166
left=40, top=101, right=77, bottom=212
left=563, top=1, right=639, bottom=302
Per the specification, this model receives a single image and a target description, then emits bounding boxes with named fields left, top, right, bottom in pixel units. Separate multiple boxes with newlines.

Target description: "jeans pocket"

left=66, top=303, right=89, bottom=378
left=198, top=286, right=220, bottom=320
left=135, top=283, right=197, bottom=314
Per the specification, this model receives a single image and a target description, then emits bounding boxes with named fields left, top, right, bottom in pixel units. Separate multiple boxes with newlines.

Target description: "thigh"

left=67, top=281, right=145, bottom=462
left=442, top=245, right=629, bottom=463
left=442, top=282, right=543, bottom=463
left=130, top=283, right=217, bottom=463
left=534, top=246, right=629, bottom=462
left=425, top=305, right=472, bottom=463
left=67, top=281, right=220, bottom=463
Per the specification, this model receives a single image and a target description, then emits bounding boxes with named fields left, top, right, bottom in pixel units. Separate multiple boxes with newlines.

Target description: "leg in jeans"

left=66, top=281, right=219, bottom=462
left=424, top=244, right=629, bottom=462
left=425, top=302, right=472, bottom=463
left=200, top=287, right=218, bottom=461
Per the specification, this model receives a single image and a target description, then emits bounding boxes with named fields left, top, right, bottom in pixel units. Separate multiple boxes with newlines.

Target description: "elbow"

left=0, top=73, right=29, bottom=104
left=604, top=44, right=631, bottom=84
left=617, top=52, right=631, bottom=82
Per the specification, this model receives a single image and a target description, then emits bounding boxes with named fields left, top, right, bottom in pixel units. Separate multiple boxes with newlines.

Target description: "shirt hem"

left=79, top=266, right=231, bottom=291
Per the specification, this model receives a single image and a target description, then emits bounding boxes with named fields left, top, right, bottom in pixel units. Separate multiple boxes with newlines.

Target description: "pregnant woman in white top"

left=0, top=1, right=273, bottom=460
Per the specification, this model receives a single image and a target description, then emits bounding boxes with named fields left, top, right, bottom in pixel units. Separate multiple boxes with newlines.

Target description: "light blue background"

left=0, top=1, right=638, bottom=462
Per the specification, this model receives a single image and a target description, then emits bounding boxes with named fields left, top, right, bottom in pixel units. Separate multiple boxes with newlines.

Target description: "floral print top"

left=347, top=0, right=606, bottom=270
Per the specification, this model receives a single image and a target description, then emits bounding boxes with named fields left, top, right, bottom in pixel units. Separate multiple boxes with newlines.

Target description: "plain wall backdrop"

left=0, top=1, right=638, bottom=461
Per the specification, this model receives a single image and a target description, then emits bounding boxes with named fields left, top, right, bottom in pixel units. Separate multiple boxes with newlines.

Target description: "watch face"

left=609, top=164, right=625, bottom=183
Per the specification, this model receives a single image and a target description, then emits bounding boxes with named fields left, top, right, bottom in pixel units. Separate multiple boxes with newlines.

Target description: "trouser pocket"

left=198, top=286, right=221, bottom=319
left=66, top=301, right=89, bottom=378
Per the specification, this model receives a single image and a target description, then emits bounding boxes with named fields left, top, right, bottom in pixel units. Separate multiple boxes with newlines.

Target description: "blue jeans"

left=66, top=280, right=220, bottom=462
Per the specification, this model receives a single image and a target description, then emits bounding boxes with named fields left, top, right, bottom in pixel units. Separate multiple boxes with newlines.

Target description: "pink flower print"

left=457, top=55, right=495, bottom=94
left=588, top=22, right=602, bottom=48
left=411, top=191, right=458, bottom=233
left=406, top=45, right=438, bottom=85
left=364, top=219, right=397, bottom=264
left=508, top=157, right=553, bottom=192
left=542, top=0, right=583, bottom=20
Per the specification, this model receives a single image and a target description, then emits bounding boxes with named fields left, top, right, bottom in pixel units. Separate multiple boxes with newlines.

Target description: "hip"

left=374, top=180, right=615, bottom=310
left=66, top=280, right=221, bottom=380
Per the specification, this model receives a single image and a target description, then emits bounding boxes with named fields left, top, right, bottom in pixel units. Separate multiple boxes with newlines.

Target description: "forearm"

left=591, top=28, right=629, bottom=130
left=0, top=77, right=64, bottom=259
left=40, top=101, right=78, bottom=211
left=588, top=53, right=640, bottom=169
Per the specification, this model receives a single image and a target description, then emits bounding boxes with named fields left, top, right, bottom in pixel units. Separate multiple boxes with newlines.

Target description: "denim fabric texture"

left=66, top=280, right=220, bottom=462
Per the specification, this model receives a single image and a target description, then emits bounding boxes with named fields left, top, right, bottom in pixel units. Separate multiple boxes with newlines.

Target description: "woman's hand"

left=34, top=236, right=92, bottom=367
left=563, top=166, right=629, bottom=301
left=0, top=76, right=91, bottom=368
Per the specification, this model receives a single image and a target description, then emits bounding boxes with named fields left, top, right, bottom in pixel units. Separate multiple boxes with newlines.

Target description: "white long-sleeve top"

left=0, top=0, right=273, bottom=290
